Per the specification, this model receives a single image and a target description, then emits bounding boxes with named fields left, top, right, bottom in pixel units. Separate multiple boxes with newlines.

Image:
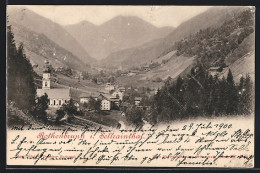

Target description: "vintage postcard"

left=6, top=5, right=255, bottom=167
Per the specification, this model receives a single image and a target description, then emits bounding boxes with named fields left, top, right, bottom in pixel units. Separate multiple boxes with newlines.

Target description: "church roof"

left=37, top=88, right=70, bottom=99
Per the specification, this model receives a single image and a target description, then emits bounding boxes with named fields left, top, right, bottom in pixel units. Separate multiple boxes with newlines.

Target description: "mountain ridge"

left=9, top=22, right=93, bottom=74
left=64, top=15, right=175, bottom=60
left=100, top=6, right=250, bottom=68
left=8, top=7, right=95, bottom=64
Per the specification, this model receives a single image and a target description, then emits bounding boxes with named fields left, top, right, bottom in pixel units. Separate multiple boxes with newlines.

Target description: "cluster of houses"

left=36, top=61, right=150, bottom=115
left=120, top=65, right=151, bottom=77
left=79, top=83, right=126, bottom=111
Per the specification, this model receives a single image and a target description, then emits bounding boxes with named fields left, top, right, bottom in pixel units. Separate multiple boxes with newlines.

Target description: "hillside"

left=7, top=7, right=95, bottom=64
left=64, top=16, right=174, bottom=60
left=100, top=6, right=250, bottom=69
left=115, top=51, right=195, bottom=89
left=219, top=52, right=254, bottom=83
left=114, top=7, right=254, bottom=89
left=10, top=22, right=93, bottom=74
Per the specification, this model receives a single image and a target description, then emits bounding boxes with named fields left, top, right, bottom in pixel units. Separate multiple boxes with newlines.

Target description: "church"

left=36, top=60, right=71, bottom=108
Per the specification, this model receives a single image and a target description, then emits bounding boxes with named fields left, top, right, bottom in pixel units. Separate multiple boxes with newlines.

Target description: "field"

left=116, top=53, right=194, bottom=89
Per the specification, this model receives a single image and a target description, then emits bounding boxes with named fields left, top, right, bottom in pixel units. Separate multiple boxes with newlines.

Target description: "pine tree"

left=7, top=24, right=36, bottom=111
left=225, top=69, right=238, bottom=114
left=242, top=74, right=254, bottom=114
left=31, top=93, right=49, bottom=122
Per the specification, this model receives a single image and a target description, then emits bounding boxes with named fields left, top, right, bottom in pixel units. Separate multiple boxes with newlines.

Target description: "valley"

left=7, top=6, right=255, bottom=129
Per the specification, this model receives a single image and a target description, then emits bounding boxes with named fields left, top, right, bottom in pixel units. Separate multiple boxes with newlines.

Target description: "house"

left=134, top=97, right=142, bottom=106
left=127, top=86, right=132, bottom=90
left=118, top=86, right=126, bottom=92
left=105, top=83, right=115, bottom=91
left=101, top=97, right=111, bottom=110
left=79, top=93, right=89, bottom=103
left=142, top=65, right=150, bottom=72
left=120, top=111, right=126, bottom=116
left=154, top=88, right=159, bottom=94
left=137, top=106, right=151, bottom=111
left=128, top=70, right=139, bottom=76
left=79, top=93, right=98, bottom=103
left=112, top=90, right=124, bottom=100
left=55, top=67, right=64, bottom=72
left=37, top=60, right=71, bottom=108
left=30, top=60, right=38, bottom=68
left=121, top=72, right=128, bottom=76
left=97, top=94, right=111, bottom=110
left=97, top=78, right=103, bottom=85
left=110, top=97, right=120, bottom=107
left=74, top=102, right=80, bottom=111
left=208, top=67, right=220, bottom=76
left=79, top=72, right=84, bottom=80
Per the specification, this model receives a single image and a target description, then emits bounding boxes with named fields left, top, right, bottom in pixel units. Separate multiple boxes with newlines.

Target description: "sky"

left=9, top=5, right=212, bottom=28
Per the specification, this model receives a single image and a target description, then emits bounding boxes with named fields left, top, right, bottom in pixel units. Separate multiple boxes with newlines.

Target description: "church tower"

left=42, top=60, right=51, bottom=89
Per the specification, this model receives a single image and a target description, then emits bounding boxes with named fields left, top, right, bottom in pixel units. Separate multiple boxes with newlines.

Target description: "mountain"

left=9, top=22, right=92, bottom=74
left=101, top=6, right=249, bottom=69
left=7, top=7, right=95, bottom=64
left=113, top=6, right=254, bottom=90
left=64, top=16, right=174, bottom=60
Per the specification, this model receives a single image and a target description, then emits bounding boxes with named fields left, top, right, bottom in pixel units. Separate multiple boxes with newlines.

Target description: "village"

left=36, top=60, right=155, bottom=127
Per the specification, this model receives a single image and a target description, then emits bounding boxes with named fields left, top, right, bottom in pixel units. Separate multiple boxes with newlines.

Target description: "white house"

left=134, top=97, right=142, bottom=106
left=101, top=98, right=111, bottom=110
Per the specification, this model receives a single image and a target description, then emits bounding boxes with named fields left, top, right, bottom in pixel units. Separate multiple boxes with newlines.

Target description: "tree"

left=81, top=71, right=89, bottom=80
left=225, top=69, right=238, bottom=114
left=92, top=77, right=98, bottom=84
left=94, top=99, right=101, bottom=112
left=88, top=96, right=96, bottom=110
left=227, top=69, right=235, bottom=86
left=108, top=76, right=115, bottom=84
left=31, top=93, right=49, bottom=123
left=164, top=76, right=172, bottom=86
left=126, top=107, right=144, bottom=128
left=56, top=99, right=79, bottom=123
left=64, top=67, right=72, bottom=76
left=7, top=24, right=36, bottom=111
left=238, top=74, right=254, bottom=115
left=55, top=109, right=65, bottom=122
left=87, top=97, right=101, bottom=112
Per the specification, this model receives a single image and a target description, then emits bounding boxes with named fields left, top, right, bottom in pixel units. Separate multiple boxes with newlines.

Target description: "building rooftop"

left=208, top=67, right=220, bottom=71
left=134, top=97, right=142, bottom=101
left=37, top=88, right=70, bottom=99
left=110, top=98, right=120, bottom=102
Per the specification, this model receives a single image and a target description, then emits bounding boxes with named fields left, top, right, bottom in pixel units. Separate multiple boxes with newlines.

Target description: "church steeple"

left=42, top=60, right=51, bottom=89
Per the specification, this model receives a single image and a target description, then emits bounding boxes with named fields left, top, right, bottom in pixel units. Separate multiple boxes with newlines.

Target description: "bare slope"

left=10, top=22, right=91, bottom=73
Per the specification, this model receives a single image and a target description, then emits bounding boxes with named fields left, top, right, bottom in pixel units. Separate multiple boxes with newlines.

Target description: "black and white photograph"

left=6, top=5, right=255, bottom=167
